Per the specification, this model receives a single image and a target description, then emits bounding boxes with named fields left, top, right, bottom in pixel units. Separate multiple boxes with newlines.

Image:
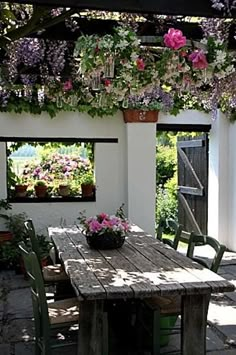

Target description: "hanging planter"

left=123, top=109, right=159, bottom=123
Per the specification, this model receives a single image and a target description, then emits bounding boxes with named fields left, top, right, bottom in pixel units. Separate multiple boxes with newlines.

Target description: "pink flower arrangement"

left=78, top=208, right=130, bottom=237
left=164, top=28, right=186, bottom=50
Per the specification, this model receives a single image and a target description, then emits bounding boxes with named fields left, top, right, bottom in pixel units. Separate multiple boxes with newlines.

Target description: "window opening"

left=7, top=141, right=95, bottom=202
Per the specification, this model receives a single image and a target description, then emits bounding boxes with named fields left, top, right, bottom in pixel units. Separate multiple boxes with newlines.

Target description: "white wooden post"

left=208, top=111, right=229, bottom=245
left=125, top=122, right=156, bottom=236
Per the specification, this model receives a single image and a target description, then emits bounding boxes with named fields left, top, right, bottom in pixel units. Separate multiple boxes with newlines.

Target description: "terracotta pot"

left=81, top=184, right=94, bottom=197
left=0, top=231, right=13, bottom=243
left=59, top=185, right=70, bottom=197
left=34, top=185, right=48, bottom=198
left=15, top=184, right=28, bottom=197
left=123, top=109, right=159, bottom=123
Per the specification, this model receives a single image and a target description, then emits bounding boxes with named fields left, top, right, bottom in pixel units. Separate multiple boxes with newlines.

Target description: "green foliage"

left=156, top=180, right=178, bottom=230
left=81, top=172, right=94, bottom=185
left=156, top=142, right=177, bottom=186
left=32, top=234, right=51, bottom=259
left=34, top=180, right=47, bottom=187
left=0, top=210, right=51, bottom=268
left=156, top=132, right=178, bottom=233
left=0, top=212, right=27, bottom=268
left=0, top=199, right=12, bottom=211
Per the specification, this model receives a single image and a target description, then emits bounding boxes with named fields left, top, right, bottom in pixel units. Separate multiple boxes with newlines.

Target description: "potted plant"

left=78, top=205, right=130, bottom=249
left=34, top=180, right=48, bottom=198
left=58, top=183, right=70, bottom=197
left=0, top=211, right=28, bottom=271
left=0, top=199, right=13, bottom=243
left=80, top=173, right=95, bottom=197
left=122, top=89, right=163, bottom=123
left=14, top=178, right=28, bottom=197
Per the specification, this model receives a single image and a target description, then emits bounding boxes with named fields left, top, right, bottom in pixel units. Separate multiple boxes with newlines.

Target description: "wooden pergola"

left=2, top=0, right=236, bottom=18
left=0, top=1, right=235, bottom=48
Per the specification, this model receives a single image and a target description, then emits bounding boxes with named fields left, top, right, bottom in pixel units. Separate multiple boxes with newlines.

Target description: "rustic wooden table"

left=48, top=225, right=234, bottom=355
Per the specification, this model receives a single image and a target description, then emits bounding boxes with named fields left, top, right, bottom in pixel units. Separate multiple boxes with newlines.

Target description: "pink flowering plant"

left=73, top=25, right=235, bottom=117
left=0, top=21, right=235, bottom=119
left=78, top=205, right=130, bottom=238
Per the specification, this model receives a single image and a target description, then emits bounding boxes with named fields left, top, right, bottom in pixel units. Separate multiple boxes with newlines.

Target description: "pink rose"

left=63, top=80, right=73, bottom=91
left=99, top=213, right=108, bottom=220
left=136, top=58, right=145, bottom=71
left=164, top=28, right=186, bottom=50
left=188, top=50, right=208, bottom=70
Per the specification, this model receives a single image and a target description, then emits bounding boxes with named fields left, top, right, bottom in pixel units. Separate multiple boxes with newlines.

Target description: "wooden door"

left=177, top=134, right=208, bottom=234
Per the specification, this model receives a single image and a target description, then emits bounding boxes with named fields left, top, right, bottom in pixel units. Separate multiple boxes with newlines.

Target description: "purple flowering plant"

left=0, top=7, right=235, bottom=120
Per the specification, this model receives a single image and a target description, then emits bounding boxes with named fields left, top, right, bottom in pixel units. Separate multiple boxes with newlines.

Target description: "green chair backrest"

left=186, top=232, right=226, bottom=273
left=162, top=219, right=184, bottom=250
left=19, top=241, right=50, bottom=347
left=156, top=218, right=166, bottom=241
left=18, top=241, right=32, bottom=277
left=24, top=219, right=42, bottom=266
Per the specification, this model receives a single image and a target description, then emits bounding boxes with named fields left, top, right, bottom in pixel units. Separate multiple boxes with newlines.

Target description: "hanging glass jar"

left=122, top=98, right=129, bottom=109
left=98, top=92, right=107, bottom=107
left=91, top=72, right=101, bottom=91
left=56, top=96, right=63, bottom=108
left=104, top=55, right=115, bottom=78
left=70, top=95, right=78, bottom=107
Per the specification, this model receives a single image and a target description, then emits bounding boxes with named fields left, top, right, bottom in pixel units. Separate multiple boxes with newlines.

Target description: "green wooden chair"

left=187, top=232, right=226, bottom=273
left=24, top=219, right=69, bottom=283
left=19, top=241, right=109, bottom=355
left=140, top=233, right=226, bottom=353
left=155, top=218, right=166, bottom=241
left=161, top=218, right=184, bottom=250
left=19, top=241, right=79, bottom=355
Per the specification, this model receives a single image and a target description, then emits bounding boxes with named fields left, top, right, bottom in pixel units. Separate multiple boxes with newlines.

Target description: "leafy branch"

left=0, top=6, right=77, bottom=50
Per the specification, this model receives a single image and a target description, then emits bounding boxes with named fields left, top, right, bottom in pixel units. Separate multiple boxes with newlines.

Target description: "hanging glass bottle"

left=122, top=98, right=129, bottom=109
left=104, top=55, right=115, bottom=78
left=91, top=72, right=101, bottom=91
left=56, top=96, right=63, bottom=108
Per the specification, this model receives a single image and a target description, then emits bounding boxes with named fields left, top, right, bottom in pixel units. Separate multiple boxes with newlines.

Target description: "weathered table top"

left=49, top=225, right=234, bottom=301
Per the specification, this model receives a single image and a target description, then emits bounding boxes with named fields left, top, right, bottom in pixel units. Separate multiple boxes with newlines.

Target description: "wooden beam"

left=28, top=18, right=236, bottom=50
left=2, top=0, right=236, bottom=18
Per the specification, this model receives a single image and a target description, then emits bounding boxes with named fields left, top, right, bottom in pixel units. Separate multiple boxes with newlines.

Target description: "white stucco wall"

left=227, top=120, right=236, bottom=251
left=0, top=111, right=157, bottom=236
left=1, top=109, right=236, bottom=250
left=0, top=112, right=127, bottom=234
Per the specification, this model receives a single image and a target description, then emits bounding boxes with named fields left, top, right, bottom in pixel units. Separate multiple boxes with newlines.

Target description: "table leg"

left=181, top=294, right=210, bottom=355
left=78, top=300, right=106, bottom=355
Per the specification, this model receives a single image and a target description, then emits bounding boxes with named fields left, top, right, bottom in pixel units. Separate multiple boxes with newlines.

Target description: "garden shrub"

left=156, top=143, right=177, bottom=186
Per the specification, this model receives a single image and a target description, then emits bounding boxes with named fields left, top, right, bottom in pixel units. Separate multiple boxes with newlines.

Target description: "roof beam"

left=29, top=18, right=236, bottom=49
left=2, top=0, right=236, bottom=18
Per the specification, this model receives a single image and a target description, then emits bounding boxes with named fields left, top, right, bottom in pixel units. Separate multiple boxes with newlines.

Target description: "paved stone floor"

left=1, top=250, right=236, bottom=355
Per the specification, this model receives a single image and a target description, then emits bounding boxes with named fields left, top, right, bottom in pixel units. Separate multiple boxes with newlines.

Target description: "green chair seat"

left=18, top=241, right=109, bottom=355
